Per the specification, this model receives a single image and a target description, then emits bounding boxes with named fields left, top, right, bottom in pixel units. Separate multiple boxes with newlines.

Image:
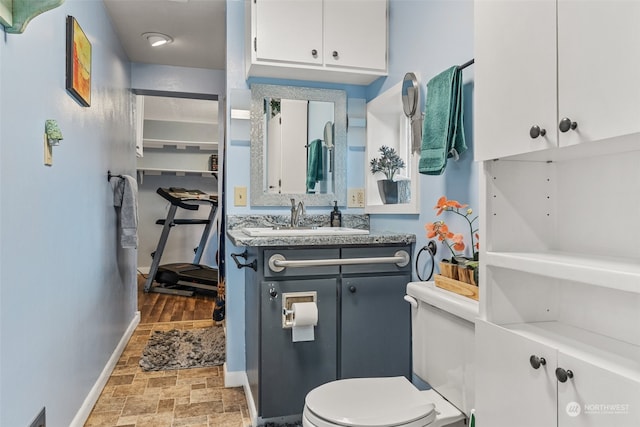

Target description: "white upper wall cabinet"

left=475, top=0, right=640, bottom=161
left=246, top=0, right=388, bottom=85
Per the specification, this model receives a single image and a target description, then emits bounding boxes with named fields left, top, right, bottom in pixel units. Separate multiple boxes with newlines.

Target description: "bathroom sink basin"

left=241, top=226, right=370, bottom=237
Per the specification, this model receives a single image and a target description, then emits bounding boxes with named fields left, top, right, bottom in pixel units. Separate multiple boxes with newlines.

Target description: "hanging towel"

left=113, top=175, right=138, bottom=249
left=419, top=66, right=467, bottom=175
left=306, top=139, right=324, bottom=193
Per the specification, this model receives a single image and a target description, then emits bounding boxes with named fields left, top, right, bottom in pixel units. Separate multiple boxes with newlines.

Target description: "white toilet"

left=302, top=281, right=478, bottom=427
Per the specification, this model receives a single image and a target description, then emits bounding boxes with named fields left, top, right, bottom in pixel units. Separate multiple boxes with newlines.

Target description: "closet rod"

left=457, top=59, right=474, bottom=70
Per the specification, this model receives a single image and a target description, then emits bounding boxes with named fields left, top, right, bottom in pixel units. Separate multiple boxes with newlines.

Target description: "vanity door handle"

left=311, top=49, right=318, bottom=57
left=529, top=125, right=546, bottom=139
left=332, top=50, right=339, bottom=59
left=348, top=285, right=357, bottom=293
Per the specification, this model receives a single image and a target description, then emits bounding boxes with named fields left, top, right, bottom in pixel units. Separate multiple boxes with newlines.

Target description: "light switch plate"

left=348, top=188, right=365, bottom=207
left=234, top=186, right=247, bottom=206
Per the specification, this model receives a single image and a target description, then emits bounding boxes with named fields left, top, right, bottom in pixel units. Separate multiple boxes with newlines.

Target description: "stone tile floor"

left=84, top=319, right=252, bottom=427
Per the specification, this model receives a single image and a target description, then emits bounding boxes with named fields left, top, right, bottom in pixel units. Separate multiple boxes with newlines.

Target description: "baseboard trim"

left=223, top=363, right=245, bottom=387
left=69, top=311, right=141, bottom=427
left=224, top=367, right=257, bottom=426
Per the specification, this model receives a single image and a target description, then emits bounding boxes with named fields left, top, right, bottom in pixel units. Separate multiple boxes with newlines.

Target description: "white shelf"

left=143, top=138, right=218, bottom=150
left=137, top=167, right=218, bottom=178
left=503, top=321, right=640, bottom=382
left=486, top=250, right=640, bottom=294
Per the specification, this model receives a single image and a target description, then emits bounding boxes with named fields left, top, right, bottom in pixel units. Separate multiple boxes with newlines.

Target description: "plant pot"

left=377, top=179, right=398, bottom=204
left=439, top=260, right=458, bottom=280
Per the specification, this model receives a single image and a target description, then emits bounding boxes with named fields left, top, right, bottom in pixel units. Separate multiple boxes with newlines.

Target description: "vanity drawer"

left=341, top=246, right=412, bottom=275
left=263, top=248, right=340, bottom=278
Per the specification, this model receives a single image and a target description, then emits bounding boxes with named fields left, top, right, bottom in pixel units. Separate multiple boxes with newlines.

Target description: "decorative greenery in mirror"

left=250, top=84, right=347, bottom=207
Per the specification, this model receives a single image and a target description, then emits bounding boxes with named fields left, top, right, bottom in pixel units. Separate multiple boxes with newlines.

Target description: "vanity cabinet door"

left=323, top=0, right=387, bottom=72
left=340, top=274, right=411, bottom=380
left=259, top=278, right=338, bottom=418
left=476, top=321, right=558, bottom=427
left=254, top=0, right=323, bottom=65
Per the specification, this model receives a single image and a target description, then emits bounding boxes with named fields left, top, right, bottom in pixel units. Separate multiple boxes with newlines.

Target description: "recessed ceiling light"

left=142, top=32, right=174, bottom=47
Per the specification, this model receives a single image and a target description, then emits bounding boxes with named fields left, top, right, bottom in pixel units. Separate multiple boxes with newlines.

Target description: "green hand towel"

left=419, top=66, right=467, bottom=175
left=306, top=139, right=324, bottom=193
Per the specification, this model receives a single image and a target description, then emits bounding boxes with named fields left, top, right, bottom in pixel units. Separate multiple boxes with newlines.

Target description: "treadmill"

left=143, top=187, right=219, bottom=296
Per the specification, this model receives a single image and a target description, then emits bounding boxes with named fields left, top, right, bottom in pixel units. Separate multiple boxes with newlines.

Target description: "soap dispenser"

left=330, top=201, right=342, bottom=227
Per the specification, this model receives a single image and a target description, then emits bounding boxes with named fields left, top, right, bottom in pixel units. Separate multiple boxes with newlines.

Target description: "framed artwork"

left=66, top=16, right=91, bottom=107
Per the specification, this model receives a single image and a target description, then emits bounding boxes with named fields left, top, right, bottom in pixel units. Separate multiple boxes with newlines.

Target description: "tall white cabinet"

left=475, top=1, right=640, bottom=426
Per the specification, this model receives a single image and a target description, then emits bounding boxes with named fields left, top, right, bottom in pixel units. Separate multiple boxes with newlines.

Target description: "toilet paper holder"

left=282, top=291, right=317, bottom=328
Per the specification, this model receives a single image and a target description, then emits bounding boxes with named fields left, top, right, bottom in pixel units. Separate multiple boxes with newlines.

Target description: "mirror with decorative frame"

left=250, top=84, right=347, bottom=206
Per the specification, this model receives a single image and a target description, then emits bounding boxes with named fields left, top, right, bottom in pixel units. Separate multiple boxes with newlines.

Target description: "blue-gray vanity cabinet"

left=244, top=244, right=412, bottom=420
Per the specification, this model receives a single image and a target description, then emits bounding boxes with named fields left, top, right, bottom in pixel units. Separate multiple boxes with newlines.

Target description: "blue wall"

left=224, top=0, right=477, bottom=374
left=369, top=0, right=478, bottom=277
left=0, top=2, right=136, bottom=425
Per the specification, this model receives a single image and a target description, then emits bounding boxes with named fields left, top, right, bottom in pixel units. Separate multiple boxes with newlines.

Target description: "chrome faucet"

left=290, top=198, right=305, bottom=228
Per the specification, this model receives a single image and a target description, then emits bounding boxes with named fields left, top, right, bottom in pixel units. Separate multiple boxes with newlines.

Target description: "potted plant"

left=425, top=196, right=479, bottom=285
left=370, top=145, right=406, bottom=204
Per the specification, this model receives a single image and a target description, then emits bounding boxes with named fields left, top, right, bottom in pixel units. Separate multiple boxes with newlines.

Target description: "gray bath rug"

left=139, top=327, right=225, bottom=371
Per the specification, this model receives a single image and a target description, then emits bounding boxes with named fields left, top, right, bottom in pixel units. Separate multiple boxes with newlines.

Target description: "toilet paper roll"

left=291, top=302, right=318, bottom=342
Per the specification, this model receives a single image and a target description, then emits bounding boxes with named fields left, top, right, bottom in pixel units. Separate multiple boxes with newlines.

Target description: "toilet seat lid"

left=305, top=377, right=436, bottom=427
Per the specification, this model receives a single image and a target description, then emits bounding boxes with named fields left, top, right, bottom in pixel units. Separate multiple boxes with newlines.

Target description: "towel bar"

left=268, top=250, right=410, bottom=273
left=107, top=170, right=124, bottom=182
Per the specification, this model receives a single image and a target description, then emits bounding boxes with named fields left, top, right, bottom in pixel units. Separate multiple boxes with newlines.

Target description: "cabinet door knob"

left=529, top=125, right=547, bottom=139
left=559, top=117, right=578, bottom=133
left=332, top=50, right=339, bottom=59
left=269, top=288, right=278, bottom=298
left=529, top=355, right=546, bottom=369
left=348, top=285, right=356, bottom=293
left=311, top=49, right=318, bottom=57
left=555, top=367, right=574, bottom=383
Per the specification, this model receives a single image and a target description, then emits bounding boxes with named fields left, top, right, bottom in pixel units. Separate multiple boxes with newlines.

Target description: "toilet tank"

left=406, top=281, right=478, bottom=415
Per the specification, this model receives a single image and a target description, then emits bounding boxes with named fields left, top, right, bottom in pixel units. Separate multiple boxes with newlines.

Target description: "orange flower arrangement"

left=425, top=196, right=479, bottom=259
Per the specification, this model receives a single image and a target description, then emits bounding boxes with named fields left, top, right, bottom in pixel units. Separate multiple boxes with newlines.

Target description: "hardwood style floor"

left=84, top=276, right=251, bottom=427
